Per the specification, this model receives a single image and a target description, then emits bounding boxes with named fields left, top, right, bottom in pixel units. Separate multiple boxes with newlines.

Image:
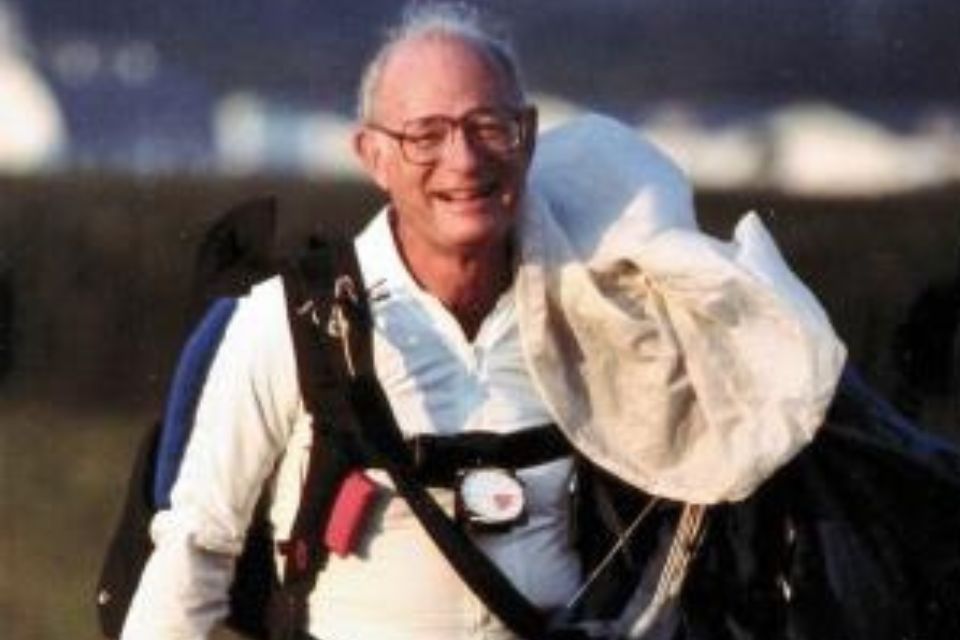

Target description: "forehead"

left=374, top=35, right=517, bottom=124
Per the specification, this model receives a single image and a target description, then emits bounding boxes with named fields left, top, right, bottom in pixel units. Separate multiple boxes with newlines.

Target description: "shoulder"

left=186, top=273, right=303, bottom=433
left=238, top=274, right=287, bottom=326
left=211, top=274, right=296, bottom=384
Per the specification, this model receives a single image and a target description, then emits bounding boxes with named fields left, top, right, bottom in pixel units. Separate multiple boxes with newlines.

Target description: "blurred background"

left=1, top=1, right=958, bottom=638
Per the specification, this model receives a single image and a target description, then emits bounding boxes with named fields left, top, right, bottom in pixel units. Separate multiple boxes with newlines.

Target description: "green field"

left=0, top=397, right=143, bottom=640
left=0, top=396, right=256, bottom=640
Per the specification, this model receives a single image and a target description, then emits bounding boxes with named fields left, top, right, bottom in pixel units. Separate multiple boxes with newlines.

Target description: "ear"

left=353, top=128, right=390, bottom=191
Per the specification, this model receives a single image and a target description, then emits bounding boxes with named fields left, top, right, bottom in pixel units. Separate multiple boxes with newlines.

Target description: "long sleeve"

left=121, top=277, right=302, bottom=639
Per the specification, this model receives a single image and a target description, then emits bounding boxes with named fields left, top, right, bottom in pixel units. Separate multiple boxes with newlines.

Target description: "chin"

left=443, top=222, right=511, bottom=255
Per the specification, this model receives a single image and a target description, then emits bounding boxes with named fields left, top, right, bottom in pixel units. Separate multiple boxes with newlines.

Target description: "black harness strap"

left=346, top=380, right=555, bottom=638
left=409, top=426, right=572, bottom=487
left=274, top=239, right=370, bottom=637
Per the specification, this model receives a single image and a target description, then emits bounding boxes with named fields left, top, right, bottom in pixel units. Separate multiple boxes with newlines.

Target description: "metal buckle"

left=327, top=275, right=361, bottom=377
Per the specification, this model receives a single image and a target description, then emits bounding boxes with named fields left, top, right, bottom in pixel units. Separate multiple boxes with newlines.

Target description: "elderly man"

left=122, top=6, right=579, bottom=640
left=119, top=4, right=960, bottom=640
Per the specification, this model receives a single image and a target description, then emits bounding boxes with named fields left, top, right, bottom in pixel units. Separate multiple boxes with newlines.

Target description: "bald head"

left=357, top=3, right=525, bottom=122
left=372, top=34, right=522, bottom=128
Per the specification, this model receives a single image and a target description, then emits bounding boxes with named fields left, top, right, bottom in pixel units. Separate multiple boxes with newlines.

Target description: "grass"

left=0, top=397, right=147, bottom=639
left=0, top=394, right=259, bottom=640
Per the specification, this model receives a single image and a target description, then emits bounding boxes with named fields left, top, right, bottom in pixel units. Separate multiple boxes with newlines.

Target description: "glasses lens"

left=464, top=110, right=521, bottom=154
left=401, top=117, right=450, bottom=164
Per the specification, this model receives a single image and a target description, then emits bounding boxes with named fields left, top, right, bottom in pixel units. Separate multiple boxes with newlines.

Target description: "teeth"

left=440, top=184, right=496, bottom=201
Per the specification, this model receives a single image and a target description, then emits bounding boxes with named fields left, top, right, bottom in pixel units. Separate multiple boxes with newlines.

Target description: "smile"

left=434, top=182, right=500, bottom=203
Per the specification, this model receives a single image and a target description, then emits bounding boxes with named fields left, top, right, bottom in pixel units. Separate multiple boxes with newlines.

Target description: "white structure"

left=764, top=102, right=960, bottom=194
left=213, top=91, right=360, bottom=176
left=641, top=101, right=960, bottom=195
left=0, top=1, right=65, bottom=173
left=642, top=106, right=766, bottom=190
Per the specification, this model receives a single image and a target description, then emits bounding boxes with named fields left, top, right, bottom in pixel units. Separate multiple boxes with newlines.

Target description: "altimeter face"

left=457, top=468, right=526, bottom=530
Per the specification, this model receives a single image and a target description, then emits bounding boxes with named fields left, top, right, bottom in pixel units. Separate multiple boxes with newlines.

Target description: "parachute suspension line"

left=563, top=497, right=662, bottom=612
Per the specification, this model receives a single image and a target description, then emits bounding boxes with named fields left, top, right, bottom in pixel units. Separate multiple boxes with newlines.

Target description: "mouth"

left=433, top=181, right=500, bottom=204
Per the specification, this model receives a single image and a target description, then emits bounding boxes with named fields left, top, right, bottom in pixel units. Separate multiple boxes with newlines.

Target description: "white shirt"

left=121, top=210, right=581, bottom=640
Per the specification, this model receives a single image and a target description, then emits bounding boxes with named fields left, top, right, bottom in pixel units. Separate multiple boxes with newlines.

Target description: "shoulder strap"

left=275, top=238, right=369, bottom=633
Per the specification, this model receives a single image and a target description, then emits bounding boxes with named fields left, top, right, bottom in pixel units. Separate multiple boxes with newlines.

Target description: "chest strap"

left=407, top=425, right=572, bottom=487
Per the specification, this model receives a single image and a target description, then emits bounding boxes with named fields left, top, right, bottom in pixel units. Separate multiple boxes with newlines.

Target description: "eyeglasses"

left=366, top=106, right=532, bottom=166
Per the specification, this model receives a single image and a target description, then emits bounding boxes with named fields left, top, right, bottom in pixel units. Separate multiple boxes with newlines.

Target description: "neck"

left=395, top=227, right=513, bottom=340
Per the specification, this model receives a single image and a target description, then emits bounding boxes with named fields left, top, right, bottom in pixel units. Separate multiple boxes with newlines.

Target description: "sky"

left=13, top=0, right=960, bottom=112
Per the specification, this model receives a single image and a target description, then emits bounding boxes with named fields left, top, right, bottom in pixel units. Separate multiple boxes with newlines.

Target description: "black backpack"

left=94, top=197, right=375, bottom=639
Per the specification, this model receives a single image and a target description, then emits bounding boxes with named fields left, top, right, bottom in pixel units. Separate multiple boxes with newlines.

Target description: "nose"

left=441, top=125, right=484, bottom=171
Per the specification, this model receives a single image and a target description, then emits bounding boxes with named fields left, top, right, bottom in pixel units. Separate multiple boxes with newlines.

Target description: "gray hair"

left=356, top=2, right=525, bottom=121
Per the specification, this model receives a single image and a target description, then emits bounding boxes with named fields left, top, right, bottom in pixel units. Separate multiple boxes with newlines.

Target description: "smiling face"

left=355, top=35, right=535, bottom=265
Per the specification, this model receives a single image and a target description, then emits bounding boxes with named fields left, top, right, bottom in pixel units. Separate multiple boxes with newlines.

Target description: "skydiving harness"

left=279, top=239, right=710, bottom=640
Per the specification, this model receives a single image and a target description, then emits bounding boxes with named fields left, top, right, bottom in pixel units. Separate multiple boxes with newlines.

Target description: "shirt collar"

left=354, top=206, right=420, bottom=306
left=355, top=204, right=524, bottom=306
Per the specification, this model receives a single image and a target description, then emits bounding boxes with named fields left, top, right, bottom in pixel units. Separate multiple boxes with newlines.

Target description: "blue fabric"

left=153, top=298, right=238, bottom=509
left=836, top=365, right=960, bottom=483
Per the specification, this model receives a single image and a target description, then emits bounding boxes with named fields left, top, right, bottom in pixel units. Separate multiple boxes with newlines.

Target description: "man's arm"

left=121, top=277, right=302, bottom=639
